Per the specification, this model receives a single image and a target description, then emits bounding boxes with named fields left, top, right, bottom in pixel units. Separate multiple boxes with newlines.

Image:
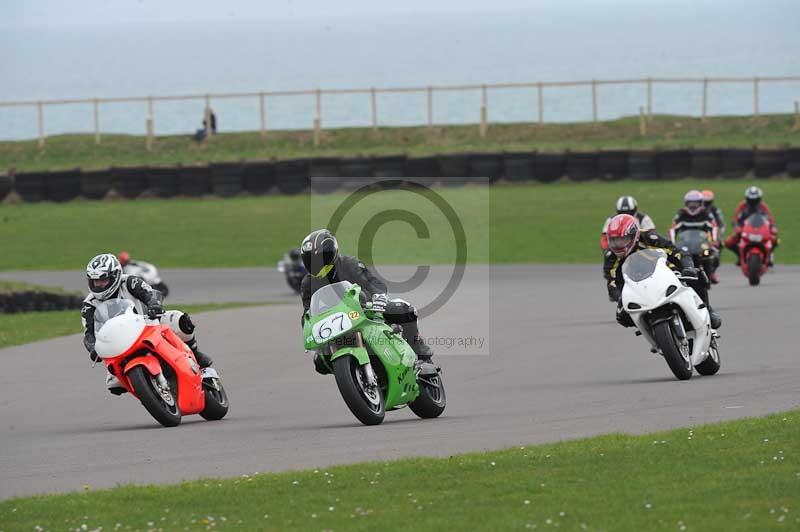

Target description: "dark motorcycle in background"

left=277, top=249, right=306, bottom=294
left=674, top=229, right=719, bottom=286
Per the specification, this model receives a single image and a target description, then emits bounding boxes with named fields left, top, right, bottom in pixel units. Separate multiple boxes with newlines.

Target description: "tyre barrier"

left=721, top=149, right=753, bottom=178
left=690, top=149, right=722, bottom=178
left=80, top=169, right=113, bottom=199
left=147, top=167, right=180, bottom=198
left=787, top=148, right=800, bottom=178
left=753, top=149, right=786, bottom=178
left=178, top=165, right=211, bottom=196
left=210, top=163, right=245, bottom=197
left=502, top=152, right=535, bottom=182
left=565, top=152, right=597, bottom=182
left=468, top=153, right=503, bottom=183
left=14, top=172, right=48, bottom=202
left=535, top=152, right=566, bottom=183
left=628, top=151, right=658, bottom=180
left=372, top=155, right=407, bottom=178
left=46, top=168, right=82, bottom=202
left=242, top=160, right=275, bottom=194
left=436, top=153, right=470, bottom=186
left=274, top=159, right=309, bottom=194
left=597, top=150, right=629, bottom=181
left=657, top=150, right=692, bottom=180
left=309, top=158, right=342, bottom=194
left=6, top=148, right=795, bottom=203
left=0, top=290, right=84, bottom=314
left=112, top=167, right=149, bottom=199
left=0, top=174, right=13, bottom=201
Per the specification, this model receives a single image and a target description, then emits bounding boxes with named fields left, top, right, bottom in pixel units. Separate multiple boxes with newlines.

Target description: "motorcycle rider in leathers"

left=669, top=190, right=721, bottom=284
left=81, top=253, right=212, bottom=395
left=299, top=229, right=436, bottom=375
left=604, top=214, right=722, bottom=330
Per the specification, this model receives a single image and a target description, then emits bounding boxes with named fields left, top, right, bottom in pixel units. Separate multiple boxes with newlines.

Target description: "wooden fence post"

left=370, top=87, right=377, bottom=131
left=537, top=82, right=544, bottom=126
left=639, top=106, right=647, bottom=136
left=646, top=77, right=653, bottom=119
left=702, top=78, right=709, bottom=124
left=204, top=94, right=213, bottom=139
left=794, top=101, right=800, bottom=131
left=591, top=79, right=598, bottom=124
left=314, top=89, right=322, bottom=146
left=146, top=96, right=154, bottom=152
left=480, top=84, right=488, bottom=138
left=93, top=98, right=100, bottom=145
left=259, top=92, right=266, bottom=138
left=753, top=76, right=760, bottom=120
left=427, top=86, right=433, bottom=129
left=37, top=101, right=45, bottom=149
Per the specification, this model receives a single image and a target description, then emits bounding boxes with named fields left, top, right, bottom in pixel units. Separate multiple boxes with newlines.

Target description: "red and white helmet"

left=607, top=214, right=640, bottom=258
left=684, top=190, right=704, bottom=215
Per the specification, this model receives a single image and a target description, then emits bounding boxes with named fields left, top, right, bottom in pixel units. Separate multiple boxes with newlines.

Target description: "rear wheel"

left=747, top=254, right=761, bottom=286
left=652, top=321, right=693, bottom=380
left=128, top=366, right=182, bottom=427
left=333, top=356, right=385, bottom=425
left=409, top=372, right=446, bottom=419
left=695, top=335, right=721, bottom=376
left=200, top=378, right=229, bottom=421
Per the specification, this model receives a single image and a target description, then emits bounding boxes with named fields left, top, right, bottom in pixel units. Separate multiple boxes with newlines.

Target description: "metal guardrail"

left=2, top=75, right=799, bottom=148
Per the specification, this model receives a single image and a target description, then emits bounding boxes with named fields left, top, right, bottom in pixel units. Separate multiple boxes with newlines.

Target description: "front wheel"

left=200, top=378, right=229, bottom=421
left=128, top=366, right=182, bottom=427
left=409, top=372, right=446, bottom=419
left=333, top=356, right=385, bottom=425
left=652, top=321, right=693, bottom=380
left=747, top=253, right=761, bottom=286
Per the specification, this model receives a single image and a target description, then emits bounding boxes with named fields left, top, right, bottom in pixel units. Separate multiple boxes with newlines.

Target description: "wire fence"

left=2, top=75, right=799, bottom=149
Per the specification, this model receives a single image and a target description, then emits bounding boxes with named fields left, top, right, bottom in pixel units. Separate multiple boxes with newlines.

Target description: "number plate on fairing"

left=312, top=312, right=353, bottom=343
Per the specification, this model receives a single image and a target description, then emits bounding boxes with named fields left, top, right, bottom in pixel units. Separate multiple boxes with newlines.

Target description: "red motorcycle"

left=93, top=299, right=229, bottom=427
left=737, top=213, right=775, bottom=286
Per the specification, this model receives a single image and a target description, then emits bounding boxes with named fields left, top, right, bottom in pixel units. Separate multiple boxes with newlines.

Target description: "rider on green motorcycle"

left=299, top=229, right=435, bottom=374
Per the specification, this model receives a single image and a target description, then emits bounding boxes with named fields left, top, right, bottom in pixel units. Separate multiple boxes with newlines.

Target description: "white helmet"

left=683, top=189, right=704, bottom=216
left=86, top=253, right=123, bottom=300
left=615, top=196, right=638, bottom=215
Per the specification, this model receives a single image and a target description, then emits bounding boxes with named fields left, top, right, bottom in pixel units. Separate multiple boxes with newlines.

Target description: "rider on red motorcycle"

left=81, top=253, right=212, bottom=395
left=605, top=214, right=722, bottom=330
left=724, top=186, right=779, bottom=263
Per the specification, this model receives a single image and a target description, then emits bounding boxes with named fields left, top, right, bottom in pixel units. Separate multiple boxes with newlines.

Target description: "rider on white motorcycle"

left=81, top=253, right=212, bottom=395
left=605, top=214, right=722, bottom=330
left=118, top=251, right=169, bottom=297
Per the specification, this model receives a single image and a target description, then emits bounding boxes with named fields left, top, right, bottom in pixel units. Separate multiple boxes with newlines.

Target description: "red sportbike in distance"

left=93, top=299, right=228, bottom=427
left=738, top=213, right=775, bottom=286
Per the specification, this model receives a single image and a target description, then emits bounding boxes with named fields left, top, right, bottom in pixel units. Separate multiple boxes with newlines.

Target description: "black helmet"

left=615, top=195, right=638, bottom=215
left=301, top=229, right=339, bottom=278
left=745, top=185, right=763, bottom=210
left=288, top=248, right=301, bottom=261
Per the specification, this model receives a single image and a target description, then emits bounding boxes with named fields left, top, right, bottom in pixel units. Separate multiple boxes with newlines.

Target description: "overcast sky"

left=1, top=0, right=732, bottom=28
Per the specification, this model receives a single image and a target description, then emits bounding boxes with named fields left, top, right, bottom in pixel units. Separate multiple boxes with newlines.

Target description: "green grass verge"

left=0, top=302, right=272, bottom=350
left=1, top=410, right=797, bottom=531
left=2, top=114, right=799, bottom=172
left=0, top=178, right=796, bottom=271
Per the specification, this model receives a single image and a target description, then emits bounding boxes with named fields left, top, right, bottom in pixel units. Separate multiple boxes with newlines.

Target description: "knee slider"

left=178, top=313, right=196, bottom=335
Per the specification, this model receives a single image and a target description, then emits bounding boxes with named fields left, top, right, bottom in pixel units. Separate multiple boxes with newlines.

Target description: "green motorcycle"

left=302, top=281, right=446, bottom=425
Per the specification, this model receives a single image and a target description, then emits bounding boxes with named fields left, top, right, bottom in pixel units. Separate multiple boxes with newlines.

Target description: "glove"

left=89, top=350, right=100, bottom=362
left=607, top=285, right=621, bottom=302
left=146, top=304, right=164, bottom=319
left=616, top=307, right=635, bottom=328
left=370, top=293, right=388, bottom=313
left=681, top=267, right=698, bottom=280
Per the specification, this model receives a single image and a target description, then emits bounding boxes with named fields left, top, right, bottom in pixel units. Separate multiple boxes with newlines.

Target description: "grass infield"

left=0, top=410, right=797, bottom=531
left=0, top=178, right=796, bottom=271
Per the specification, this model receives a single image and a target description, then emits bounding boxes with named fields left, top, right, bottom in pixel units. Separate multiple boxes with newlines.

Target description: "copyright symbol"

left=325, top=179, right=467, bottom=318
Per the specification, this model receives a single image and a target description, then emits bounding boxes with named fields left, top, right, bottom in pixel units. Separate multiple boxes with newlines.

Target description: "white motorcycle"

left=621, top=248, right=721, bottom=380
left=124, top=260, right=169, bottom=298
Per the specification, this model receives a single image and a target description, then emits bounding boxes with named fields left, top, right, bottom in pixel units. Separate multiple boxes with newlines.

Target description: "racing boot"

left=186, top=338, right=213, bottom=368
left=709, top=271, right=720, bottom=284
left=708, top=307, right=722, bottom=330
left=313, top=353, right=332, bottom=375
left=106, top=371, right=126, bottom=396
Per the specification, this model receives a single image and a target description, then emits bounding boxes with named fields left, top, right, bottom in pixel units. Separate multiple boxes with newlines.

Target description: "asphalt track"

left=1, top=264, right=798, bottom=499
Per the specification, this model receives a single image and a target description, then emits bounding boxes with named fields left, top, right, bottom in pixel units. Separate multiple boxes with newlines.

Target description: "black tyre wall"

left=534, top=153, right=565, bottom=183
left=0, top=175, right=12, bottom=201
left=112, top=167, right=149, bottom=198
left=46, top=169, right=81, bottom=202
left=147, top=167, right=180, bottom=198
left=657, top=150, right=692, bottom=180
left=721, top=149, right=753, bottom=178
left=242, top=161, right=275, bottom=194
left=14, top=172, right=47, bottom=202
left=565, top=152, right=597, bottom=182
left=691, top=149, right=722, bottom=178
left=753, top=149, right=786, bottom=178
left=80, top=169, right=113, bottom=199
left=628, top=151, right=658, bottom=180
left=178, top=165, right=211, bottom=196
left=210, top=163, right=245, bottom=197
left=597, top=151, right=629, bottom=180
left=502, top=152, right=535, bottom=182
left=275, top=159, right=309, bottom=194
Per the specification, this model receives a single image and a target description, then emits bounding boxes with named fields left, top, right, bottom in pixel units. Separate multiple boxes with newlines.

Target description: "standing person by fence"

left=194, top=108, right=217, bottom=141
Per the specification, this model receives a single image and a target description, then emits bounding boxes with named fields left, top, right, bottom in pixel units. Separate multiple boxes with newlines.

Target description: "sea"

left=1, top=1, right=799, bottom=140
